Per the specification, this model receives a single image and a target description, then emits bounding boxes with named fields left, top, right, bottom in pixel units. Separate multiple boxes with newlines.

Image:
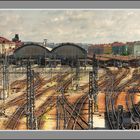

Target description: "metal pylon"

left=56, top=72, right=62, bottom=130
left=26, top=60, right=37, bottom=130
left=88, top=54, right=98, bottom=129
left=88, top=71, right=94, bottom=129
left=75, top=57, right=80, bottom=90
left=92, top=54, right=98, bottom=112
left=56, top=95, right=60, bottom=130
left=61, top=88, right=66, bottom=129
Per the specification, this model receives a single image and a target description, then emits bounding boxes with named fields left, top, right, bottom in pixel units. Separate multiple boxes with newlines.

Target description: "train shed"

left=13, top=43, right=50, bottom=65
left=51, top=43, right=87, bottom=66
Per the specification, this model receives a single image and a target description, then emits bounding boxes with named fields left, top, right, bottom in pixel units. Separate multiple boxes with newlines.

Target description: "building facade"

left=127, top=41, right=140, bottom=56
left=88, top=43, right=112, bottom=56
left=0, top=36, right=16, bottom=55
left=112, top=42, right=128, bottom=55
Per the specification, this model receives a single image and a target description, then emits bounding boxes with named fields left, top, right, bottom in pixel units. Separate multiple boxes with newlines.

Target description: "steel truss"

left=75, top=57, right=80, bottom=90
left=26, top=60, right=37, bottom=130
left=88, top=54, right=98, bottom=129
left=88, top=71, right=94, bottom=129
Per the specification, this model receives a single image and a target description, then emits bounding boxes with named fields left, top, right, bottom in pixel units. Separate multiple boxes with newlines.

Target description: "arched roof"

left=52, top=42, right=86, bottom=54
left=51, top=43, right=87, bottom=59
left=14, top=43, right=50, bottom=53
left=14, top=43, right=50, bottom=58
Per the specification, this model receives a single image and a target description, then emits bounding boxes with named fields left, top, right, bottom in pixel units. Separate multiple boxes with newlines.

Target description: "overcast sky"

left=1, top=10, right=140, bottom=44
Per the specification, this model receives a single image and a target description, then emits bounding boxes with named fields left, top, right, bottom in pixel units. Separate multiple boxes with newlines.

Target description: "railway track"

left=5, top=72, right=71, bottom=130
left=116, top=69, right=140, bottom=129
left=126, top=88, right=140, bottom=129
left=105, top=68, right=130, bottom=129
left=37, top=75, right=77, bottom=129
left=56, top=67, right=113, bottom=130
left=38, top=69, right=99, bottom=130
left=59, top=94, right=88, bottom=130
left=62, top=67, right=116, bottom=130
left=3, top=72, right=69, bottom=109
left=66, top=95, right=88, bottom=130
left=125, top=89, right=139, bottom=129
left=10, top=72, right=40, bottom=92
left=106, top=67, right=140, bottom=129
left=4, top=66, right=140, bottom=130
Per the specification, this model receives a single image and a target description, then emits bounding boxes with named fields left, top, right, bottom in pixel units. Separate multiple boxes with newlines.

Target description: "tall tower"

left=92, top=54, right=98, bottom=112
left=88, top=54, right=98, bottom=129
left=88, top=71, right=94, bottom=129
left=26, top=60, right=37, bottom=130
left=75, top=56, right=80, bottom=90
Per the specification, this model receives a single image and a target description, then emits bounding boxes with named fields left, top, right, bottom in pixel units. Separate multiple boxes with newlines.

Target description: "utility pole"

left=88, top=54, right=98, bottom=129
left=92, top=54, right=98, bottom=112
left=26, top=60, right=37, bottom=130
left=88, top=71, right=94, bottom=129
left=56, top=95, right=60, bottom=130
left=75, top=56, right=80, bottom=90
left=56, top=70, right=62, bottom=130
left=61, top=87, right=66, bottom=129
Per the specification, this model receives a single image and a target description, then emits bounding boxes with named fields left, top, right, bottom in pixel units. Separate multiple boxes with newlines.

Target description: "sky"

left=1, top=10, right=140, bottom=44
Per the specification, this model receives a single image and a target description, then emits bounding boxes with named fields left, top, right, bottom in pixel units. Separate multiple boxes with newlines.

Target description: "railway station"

left=51, top=43, right=87, bottom=66
left=0, top=40, right=139, bottom=131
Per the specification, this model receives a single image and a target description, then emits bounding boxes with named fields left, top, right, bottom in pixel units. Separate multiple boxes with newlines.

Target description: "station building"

left=51, top=43, right=87, bottom=66
left=13, top=43, right=51, bottom=65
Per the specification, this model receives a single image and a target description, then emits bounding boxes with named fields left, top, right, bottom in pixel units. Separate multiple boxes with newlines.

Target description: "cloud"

left=0, top=10, right=140, bottom=43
